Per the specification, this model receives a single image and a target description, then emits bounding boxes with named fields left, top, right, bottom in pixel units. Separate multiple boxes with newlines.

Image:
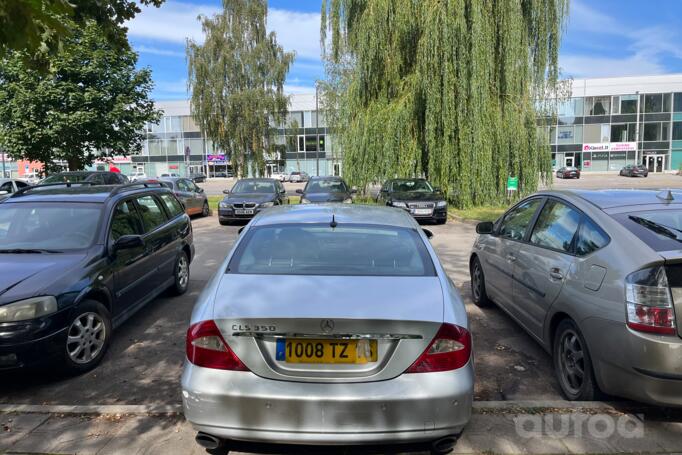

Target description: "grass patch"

left=288, top=195, right=301, bottom=204
left=450, top=205, right=507, bottom=222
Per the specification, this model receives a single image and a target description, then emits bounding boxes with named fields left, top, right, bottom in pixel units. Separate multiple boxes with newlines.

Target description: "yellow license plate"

left=276, top=339, right=378, bottom=364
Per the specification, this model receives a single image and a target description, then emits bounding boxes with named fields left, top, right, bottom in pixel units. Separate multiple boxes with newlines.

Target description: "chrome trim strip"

left=231, top=332, right=423, bottom=340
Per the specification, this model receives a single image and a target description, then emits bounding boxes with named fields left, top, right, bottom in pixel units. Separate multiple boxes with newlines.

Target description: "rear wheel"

left=170, top=251, right=190, bottom=295
left=63, top=300, right=111, bottom=374
left=202, top=201, right=210, bottom=217
left=553, top=319, right=599, bottom=401
left=470, top=256, right=491, bottom=307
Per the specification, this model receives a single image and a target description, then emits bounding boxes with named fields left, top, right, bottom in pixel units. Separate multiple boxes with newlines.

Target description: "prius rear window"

left=228, top=224, right=436, bottom=276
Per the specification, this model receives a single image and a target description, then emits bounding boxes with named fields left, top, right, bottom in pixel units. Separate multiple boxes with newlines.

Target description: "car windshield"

left=232, top=180, right=275, bottom=193
left=305, top=179, right=347, bottom=193
left=0, top=203, right=102, bottom=251
left=40, top=173, right=89, bottom=184
left=391, top=179, right=433, bottom=193
left=229, top=224, right=435, bottom=276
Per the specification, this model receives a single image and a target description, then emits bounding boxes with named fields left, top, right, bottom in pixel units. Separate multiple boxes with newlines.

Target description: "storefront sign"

left=583, top=160, right=591, bottom=168
left=507, top=176, right=518, bottom=191
left=207, top=154, right=226, bottom=162
left=169, top=164, right=178, bottom=169
left=95, top=155, right=131, bottom=164
left=582, top=142, right=636, bottom=152
left=592, top=152, right=610, bottom=160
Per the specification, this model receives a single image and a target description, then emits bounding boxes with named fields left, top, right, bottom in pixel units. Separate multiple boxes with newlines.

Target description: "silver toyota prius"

left=470, top=189, right=682, bottom=406
left=182, top=204, right=473, bottom=453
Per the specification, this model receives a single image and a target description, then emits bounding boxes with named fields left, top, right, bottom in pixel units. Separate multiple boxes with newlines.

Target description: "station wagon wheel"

left=63, top=300, right=111, bottom=373
left=470, top=256, right=491, bottom=307
left=553, top=319, right=598, bottom=401
left=170, top=251, right=190, bottom=295
left=202, top=201, right=210, bottom=217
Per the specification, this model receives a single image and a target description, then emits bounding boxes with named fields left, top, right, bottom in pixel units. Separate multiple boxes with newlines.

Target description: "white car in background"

left=271, top=172, right=287, bottom=182
left=130, top=172, right=148, bottom=182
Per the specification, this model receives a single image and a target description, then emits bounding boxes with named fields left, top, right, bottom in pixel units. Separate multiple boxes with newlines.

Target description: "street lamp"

left=315, top=81, right=320, bottom=177
left=635, top=90, right=641, bottom=166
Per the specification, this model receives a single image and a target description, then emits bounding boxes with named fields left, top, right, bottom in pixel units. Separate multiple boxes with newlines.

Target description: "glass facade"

left=544, top=90, right=682, bottom=173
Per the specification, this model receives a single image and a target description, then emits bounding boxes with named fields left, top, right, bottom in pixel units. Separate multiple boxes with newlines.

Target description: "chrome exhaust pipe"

left=431, top=435, right=459, bottom=454
left=195, top=432, right=222, bottom=450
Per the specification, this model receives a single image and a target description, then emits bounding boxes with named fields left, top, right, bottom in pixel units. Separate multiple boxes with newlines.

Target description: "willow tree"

left=187, top=0, right=294, bottom=177
left=321, top=0, right=568, bottom=207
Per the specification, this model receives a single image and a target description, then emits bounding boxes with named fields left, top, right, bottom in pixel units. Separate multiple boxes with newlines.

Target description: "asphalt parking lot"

left=0, top=212, right=562, bottom=405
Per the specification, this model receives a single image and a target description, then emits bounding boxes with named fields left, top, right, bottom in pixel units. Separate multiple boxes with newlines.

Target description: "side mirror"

left=222, top=189, right=230, bottom=194
left=113, top=235, right=144, bottom=251
left=476, top=221, right=494, bottom=235
left=422, top=229, right=434, bottom=239
left=197, top=187, right=205, bottom=193
left=0, top=190, right=8, bottom=195
left=295, top=189, right=304, bottom=194
left=280, top=188, right=286, bottom=194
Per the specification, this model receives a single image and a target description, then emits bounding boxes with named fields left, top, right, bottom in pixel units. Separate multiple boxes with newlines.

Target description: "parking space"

left=543, top=172, right=682, bottom=190
left=0, top=214, right=561, bottom=406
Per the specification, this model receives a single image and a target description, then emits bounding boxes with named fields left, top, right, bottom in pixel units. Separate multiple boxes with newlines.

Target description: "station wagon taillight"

left=186, top=320, right=248, bottom=370
left=625, top=266, right=677, bottom=335
left=406, top=323, right=471, bottom=373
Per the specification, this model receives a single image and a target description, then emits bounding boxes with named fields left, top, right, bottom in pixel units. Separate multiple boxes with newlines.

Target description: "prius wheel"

left=202, top=201, right=210, bottom=217
left=170, top=251, right=190, bottom=296
left=553, top=319, right=599, bottom=401
left=63, top=300, right=111, bottom=374
left=470, top=256, right=491, bottom=307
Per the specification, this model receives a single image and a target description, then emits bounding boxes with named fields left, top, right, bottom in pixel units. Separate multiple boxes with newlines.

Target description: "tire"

left=470, top=256, right=492, bottom=308
left=169, top=251, right=190, bottom=296
left=63, top=300, right=112, bottom=374
left=553, top=319, right=599, bottom=401
left=201, top=201, right=210, bottom=217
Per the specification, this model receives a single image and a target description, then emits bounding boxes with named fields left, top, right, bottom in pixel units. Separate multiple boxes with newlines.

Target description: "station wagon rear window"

left=228, top=224, right=436, bottom=276
left=613, top=209, right=682, bottom=251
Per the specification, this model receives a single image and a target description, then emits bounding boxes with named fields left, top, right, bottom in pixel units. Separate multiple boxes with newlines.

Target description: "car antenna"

left=330, top=214, right=338, bottom=228
left=657, top=189, right=674, bottom=202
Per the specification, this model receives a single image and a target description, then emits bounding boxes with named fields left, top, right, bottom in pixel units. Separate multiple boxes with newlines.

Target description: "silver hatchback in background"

left=470, top=189, right=682, bottom=406
left=182, top=204, right=473, bottom=453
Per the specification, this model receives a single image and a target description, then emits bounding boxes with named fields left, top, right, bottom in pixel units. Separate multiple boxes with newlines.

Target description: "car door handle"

left=506, top=254, right=517, bottom=262
left=549, top=268, right=564, bottom=280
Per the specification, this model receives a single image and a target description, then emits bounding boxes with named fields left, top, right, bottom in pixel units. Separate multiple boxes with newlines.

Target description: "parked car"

left=22, top=172, right=42, bottom=184
left=620, top=164, right=649, bottom=177
left=271, top=172, right=287, bottom=182
left=182, top=205, right=472, bottom=453
left=288, top=171, right=309, bottom=183
left=556, top=166, right=580, bottom=179
left=470, top=189, right=682, bottom=406
left=0, top=179, right=30, bottom=202
left=377, top=178, right=447, bottom=224
left=214, top=171, right=233, bottom=178
left=39, top=171, right=129, bottom=186
left=0, top=182, right=194, bottom=372
left=189, top=173, right=207, bottom=183
left=158, top=177, right=209, bottom=217
left=160, top=173, right=180, bottom=178
left=296, top=176, right=355, bottom=203
left=218, top=178, right=287, bottom=225
left=130, top=172, right=148, bottom=182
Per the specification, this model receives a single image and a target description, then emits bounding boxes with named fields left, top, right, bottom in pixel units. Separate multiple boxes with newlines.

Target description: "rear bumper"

left=182, top=362, right=473, bottom=444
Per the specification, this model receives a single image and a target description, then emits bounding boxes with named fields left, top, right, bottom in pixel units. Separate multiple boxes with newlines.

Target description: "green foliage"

left=187, top=0, right=294, bottom=178
left=0, top=0, right=163, bottom=63
left=0, top=21, right=160, bottom=173
left=321, top=0, right=568, bottom=208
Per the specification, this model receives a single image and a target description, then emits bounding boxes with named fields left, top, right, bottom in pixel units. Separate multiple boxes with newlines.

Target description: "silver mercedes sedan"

left=470, top=189, right=682, bottom=407
left=182, top=204, right=473, bottom=453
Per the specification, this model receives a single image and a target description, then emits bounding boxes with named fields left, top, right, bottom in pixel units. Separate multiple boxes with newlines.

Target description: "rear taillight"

left=186, top=320, right=248, bottom=370
left=626, top=266, right=677, bottom=335
left=406, top=323, right=471, bottom=373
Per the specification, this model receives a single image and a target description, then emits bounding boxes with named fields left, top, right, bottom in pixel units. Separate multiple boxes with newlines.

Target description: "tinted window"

left=15, top=181, right=29, bottom=188
left=110, top=200, right=141, bottom=241
left=305, top=179, right=348, bottom=193
left=614, top=209, right=682, bottom=252
left=159, top=193, right=185, bottom=217
left=0, top=182, right=13, bottom=193
left=391, top=179, right=433, bottom=193
left=575, top=218, right=609, bottom=256
left=232, top=180, right=275, bottom=193
left=0, top=203, right=101, bottom=250
left=498, top=199, right=542, bottom=241
left=530, top=200, right=581, bottom=252
left=41, top=173, right=88, bottom=184
left=177, top=180, right=191, bottom=192
left=136, top=195, right=167, bottom=232
left=229, top=224, right=435, bottom=277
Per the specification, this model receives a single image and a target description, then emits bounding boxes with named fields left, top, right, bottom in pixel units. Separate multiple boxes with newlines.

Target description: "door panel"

left=176, top=180, right=196, bottom=214
left=135, top=195, right=175, bottom=291
left=512, top=199, right=580, bottom=339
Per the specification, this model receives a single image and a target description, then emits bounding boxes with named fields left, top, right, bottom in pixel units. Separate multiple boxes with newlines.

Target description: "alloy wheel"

left=202, top=202, right=209, bottom=216
left=66, top=312, right=106, bottom=364
left=177, top=254, right=189, bottom=289
left=472, top=263, right=482, bottom=301
left=558, top=329, right=585, bottom=395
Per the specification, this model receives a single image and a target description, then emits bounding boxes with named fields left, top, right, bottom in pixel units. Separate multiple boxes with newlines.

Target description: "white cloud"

left=283, top=84, right=315, bottom=94
left=559, top=53, right=666, bottom=78
left=566, top=0, right=624, bottom=36
left=126, top=1, right=321, bottom=60
left=135, top=45, right=185, bottom=58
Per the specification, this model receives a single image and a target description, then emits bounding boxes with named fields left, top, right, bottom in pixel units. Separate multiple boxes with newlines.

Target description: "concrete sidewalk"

left=2, top=402, right=681, bottom=455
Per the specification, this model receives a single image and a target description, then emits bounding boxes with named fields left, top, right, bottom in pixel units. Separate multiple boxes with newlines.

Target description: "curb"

left=0, top=400, right=643, bottom=417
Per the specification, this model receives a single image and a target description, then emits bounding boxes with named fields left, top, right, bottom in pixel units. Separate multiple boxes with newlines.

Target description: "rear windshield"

left=613, top=209, right=682, bottom=251
left=228, top=224, right=436, bottom=276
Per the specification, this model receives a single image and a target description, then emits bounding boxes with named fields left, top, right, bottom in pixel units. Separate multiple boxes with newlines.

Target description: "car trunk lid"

left=660, top=253, right=682, bottom=338
left=211, top=274, right=444, bottom=382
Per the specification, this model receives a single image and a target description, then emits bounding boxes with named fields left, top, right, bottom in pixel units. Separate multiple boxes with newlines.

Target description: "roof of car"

left=251, top=204, right=418, bottom=228
left=3, top=183, right=169, bottom=204
left=541, top=189, right=682, bottom=210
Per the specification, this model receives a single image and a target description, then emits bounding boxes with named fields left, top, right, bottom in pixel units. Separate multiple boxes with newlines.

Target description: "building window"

left=549, top=126, right=557, bottom=144
left=619, top=95, right=638, bottom=114
left=674, top=93, right=682, bottom=112
left=643, top=122, right=661, bottom=141
left=557, top=126, right=574, bottom=144
left=148, top=139, right=164, bottom=156
left=182, top=116, right=200, bottom=132
left=644, top=94, right=663, bottom=113
left=673, top=122, right=682, bottom=140
left=164, top=116, right=182, bottom=133
left=611, top=124, right=628, bottom=142
left=585, top=96, right=610, bottom=116
left=583, top=124, right=600, bottom=143
left=558, top=98, right=583, bottom=118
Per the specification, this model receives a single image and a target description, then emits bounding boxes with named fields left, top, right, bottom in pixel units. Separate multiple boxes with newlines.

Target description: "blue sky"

left=124, top=0, right=682, bottom=100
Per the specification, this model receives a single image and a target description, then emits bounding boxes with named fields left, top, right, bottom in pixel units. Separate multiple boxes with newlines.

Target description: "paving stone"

left=0, top=413, right=50, bottom=450
left=97, top=415, right=203, bottom=455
